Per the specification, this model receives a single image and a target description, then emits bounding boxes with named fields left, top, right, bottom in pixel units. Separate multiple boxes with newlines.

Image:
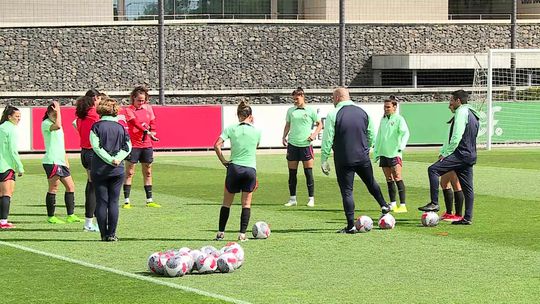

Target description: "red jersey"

left=124, top=103, right=156, bottom=148
left=76, top=106, right=100, bottom=149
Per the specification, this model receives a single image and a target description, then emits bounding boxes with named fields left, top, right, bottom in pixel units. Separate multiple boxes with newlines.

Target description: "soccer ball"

left=189, top=249, right=202, bottom=272
left=421, top=212, right=440, bottom=227
left=217, top=252, right=239, bottom=273
left=222, top=243, right=244, bottom=268
left=195, top=253, right=218, bottom=274
left=378, top=213, right=396, bottom=229
left=354, top=215, right=373, bottom=233
left=252, top=221, right=270, bottom=239
left=164, top=255, right=190, bottom=277
left=147, top=252, right=169, bottom=275
left=201, top=245, right=219, bottom=258
left=178, top=247, right=191, bottom=254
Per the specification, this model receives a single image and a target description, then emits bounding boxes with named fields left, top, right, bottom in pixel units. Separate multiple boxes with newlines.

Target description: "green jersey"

left=286, top=106, right=319, bottom=147
left=0, top=121, right=24, bottom=173
left=41, top=119, right=67, bottom=166
left=373, top=113, right=410, bottom=159
left=220, top=122, right=261, bottom=169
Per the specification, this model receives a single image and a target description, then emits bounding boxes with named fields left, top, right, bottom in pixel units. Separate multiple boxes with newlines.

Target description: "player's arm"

left=112, top=131, right=132, bottom=165
left=90, top=129, right=115, bottom=165
left=398, top=117, right=410, bottom=152
left=320, top=112, right=336, bottom=163
left=49, top=101, right=62, bottom=131
left=309, top=118, right=323, bottom=142
left=282, top=122, right=290, bottom=146
left=214, top=137, right=230, bottom=167
left=8, top=131, right=24, bottom=175
left=367, top=114, right=375, bottom=148
left=442, top=107, right=468, bottom=157
left=373, top=121, right=382, bottom=160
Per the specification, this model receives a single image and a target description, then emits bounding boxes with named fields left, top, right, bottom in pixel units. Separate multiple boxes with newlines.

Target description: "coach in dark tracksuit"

left=418, top=90, right=479, bottom=225
left=321, top=88, right=390, bottom=234
left=90, top=98, right=132, bottom=241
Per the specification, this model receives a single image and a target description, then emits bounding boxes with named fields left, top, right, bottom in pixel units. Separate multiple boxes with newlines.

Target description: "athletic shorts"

left=0, top=169, right=16, bottom=182
left=80, top=148, right=94, bottom=170
left=127, top=147, right=154, bottom=164
left=286, top=144, right=314, bottom=162
left=225, top=163, right=257, bottom=194
left=379, top=156, right=402, bottom=168
left=43, top=164, right=71, bottom=179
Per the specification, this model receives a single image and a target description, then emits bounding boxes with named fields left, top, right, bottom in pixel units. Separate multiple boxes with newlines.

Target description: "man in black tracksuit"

left=321, top=87, right=390, bottom=233
left=90, top=98, right=132, bottom=241
left=418, top=90, right=479, bottom=225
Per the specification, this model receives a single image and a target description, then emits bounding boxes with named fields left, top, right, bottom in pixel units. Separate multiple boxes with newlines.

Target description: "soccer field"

left=1, top=148, right=539, bottom=304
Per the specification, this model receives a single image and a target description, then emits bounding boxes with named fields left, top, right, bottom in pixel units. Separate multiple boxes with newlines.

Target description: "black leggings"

left=93, top=174, right=124, bottom=239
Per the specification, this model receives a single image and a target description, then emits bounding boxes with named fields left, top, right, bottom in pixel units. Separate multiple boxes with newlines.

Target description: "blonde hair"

left=97, top=98, right=119, bottom=117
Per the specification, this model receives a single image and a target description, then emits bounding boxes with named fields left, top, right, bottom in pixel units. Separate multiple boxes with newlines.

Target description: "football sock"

left=123, top=184, right=131, bottom=201
left=454, top=190, right=464, bottom=216
left=1, top=196, right=10, bottom=220
left=304, top=168, right=314, bottom=197
left=84, top=217, right=92, bottom=227
left=144, top=185, right=153, bottom=202
left=396, top=180, right=406, bottom=205
left=288, top=169, right=298, bottom=196
left=85, top=181, right=96, bottom=218
left=442, top=188, right=453, bottom=214
left=289, top=195, right=297, bottom=201
left=240, top=208, right=251, bottom=234
left=387, top=181, right=396, bottom=203
left=218, top=206, right=230, bottom=232
left=46, top=192, right=56, bottom=217
left=65, top=192, right=75, bottom=215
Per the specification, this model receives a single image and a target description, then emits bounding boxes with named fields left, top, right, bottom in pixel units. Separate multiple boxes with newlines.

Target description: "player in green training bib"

left=41, top=101, right=82, bottom=224
left=0, top=106, right=24, bottom=229
left=214, top=101, right=261, bottom=242
left=373, top=97, right=410, bottom=213
left=282, top=87, right=322, bottom=207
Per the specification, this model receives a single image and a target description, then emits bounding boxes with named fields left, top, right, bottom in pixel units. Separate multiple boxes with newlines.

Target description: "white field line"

left=0, top=241, right=251, bottom=304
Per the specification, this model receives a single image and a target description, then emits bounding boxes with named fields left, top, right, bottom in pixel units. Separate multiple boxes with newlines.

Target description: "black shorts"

left=128, top=147, right=154, bottom=164
left=0, top=170, right=16, bottom=182
left=225, top=163, right=257, bottom=193
left=80, top=148, right=94, bottom=170
left=379, top=156, right=402, bottom=168
left=43, top=164, right=71, bottom=179
left=286, top=144, right=314, bottom=162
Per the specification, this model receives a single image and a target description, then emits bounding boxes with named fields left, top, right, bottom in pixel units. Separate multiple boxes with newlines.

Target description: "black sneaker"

left=337, top=226, right=357, bottom=234
left=214, top=232, right=225, bottom=241
left=418, top=202, right=440, bottom=212
left=451, top=218, right=472, bottom=225
left=381, top=205, right=391, bottom=214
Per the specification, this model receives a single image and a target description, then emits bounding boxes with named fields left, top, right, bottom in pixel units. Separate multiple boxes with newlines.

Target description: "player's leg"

left=452, top=165, right=474, bottom=225
left=238, top=167, right=256, bottom=241
left=356, top=162, right=390, bottom=213
left=440, top=172, right=454, bottom=220
left=0, top=172, right=16, bottom=229
left=81, top=149, right=97, bottom=231
left=93, top=176, right=109, bottom=241
left=335, top=165, right=358, bottom=233
left=141, top=148, right=159, bottom=208
left=45, top=172, right=64, bottom=224
left=60, top=171, right=81, bottom=223
left=419, top=155, right=462, bottom=212
left=123, top=161, right=136, bottom=208
left=382, top=166, right=396, bottom=210
left=104, top=173, right=124, bottom=241
left=391, top=159, right=407, bottom=213
left=450, top=172, right=464, bottom=220
left=216, top=164, right=239, bottom=240
left=302, top=145, right=315, bottom=207
left=285, top=144, right=299, bottom=206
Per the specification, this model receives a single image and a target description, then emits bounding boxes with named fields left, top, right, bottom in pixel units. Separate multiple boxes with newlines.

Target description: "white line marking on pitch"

left=0, top=241, right=251, bottom=304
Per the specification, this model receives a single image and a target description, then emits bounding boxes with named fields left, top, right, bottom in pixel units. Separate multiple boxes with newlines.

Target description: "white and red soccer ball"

left=378, top=213, right=396, bottom=229
left=164, top=255, right=191, bottom=277
left=355, top=215, right=373, bottom=233
left=252, top=221, right=271, bottom=239
left=195, top=253, right=218, bottom=273
left=217, top=252, right=238, bottom=273
left=421, top=212, right=440, bottom=227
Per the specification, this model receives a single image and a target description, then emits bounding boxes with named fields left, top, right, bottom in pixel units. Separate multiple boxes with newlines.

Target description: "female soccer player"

left=42, top=101, right=82, bottom=224
left=0, top=106, right=24, bottom=229
left=214, top=101, right=261, bottom=241
left=373, top=97, right=410, bottom=213
left=122, top=86, right=159, bottom=209
left=440, top=171, right=464, bottom=221
left=282, top=87, right=322, bottom=207
left=90, top=98, right=132, bottom=241
left=74, top=89, right=102, bottom=231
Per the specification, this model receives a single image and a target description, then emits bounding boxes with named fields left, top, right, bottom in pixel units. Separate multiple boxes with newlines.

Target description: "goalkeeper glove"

left=321, top=161, right=331, bottom=176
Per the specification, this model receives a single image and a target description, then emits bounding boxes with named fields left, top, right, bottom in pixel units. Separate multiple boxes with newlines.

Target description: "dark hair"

left=237, top=100, right=252, bottom=120
left=384, top=99, right=398, bottom=107
left=85, top=88, right=100, bottom=98
left=451, top=90, right=469, bottom=104
left=42, top=103, right=55, bottom=121
left=75, top=96, right=93, bottom=119
left=0, top=105, right=20, bottom=124
left=130, top=86, right=149, bottom=104
left=292, top=87, right=304, bottom=96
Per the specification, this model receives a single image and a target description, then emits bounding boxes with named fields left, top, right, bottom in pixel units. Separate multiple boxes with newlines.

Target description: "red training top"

left=124, top=103, right=156, bottom=148
left=76, top=106, right=100, bottom=149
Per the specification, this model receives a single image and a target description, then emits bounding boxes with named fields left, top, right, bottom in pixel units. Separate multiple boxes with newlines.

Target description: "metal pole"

left=487, top=50, right=494, bottom=151
left=510, top=0, right=517, bottom=101
left=339, top=0, right=345, bottom=86
left=158, top=0, right=165, bottom=105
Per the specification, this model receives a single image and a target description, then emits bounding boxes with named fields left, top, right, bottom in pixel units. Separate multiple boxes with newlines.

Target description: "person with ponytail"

left=73, top=89, right=102, bottom=231
left=214, top=101, right=261, bottom=241
left=0, top=106, right=24, bottom=229
left=42, top=101, right=82, bottom=224
left=282, top=87, right=322, bottom=207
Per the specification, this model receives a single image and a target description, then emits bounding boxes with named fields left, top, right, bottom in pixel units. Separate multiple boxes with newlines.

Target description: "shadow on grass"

left=9, top=213, right=47, bottom=217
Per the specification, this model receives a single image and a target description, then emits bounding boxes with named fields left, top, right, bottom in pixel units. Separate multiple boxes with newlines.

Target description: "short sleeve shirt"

left=220, top=123, right=261, bottom=169
left=42, top=119, right=66, bottom=165
left=286, top=106, right=319, bottom=147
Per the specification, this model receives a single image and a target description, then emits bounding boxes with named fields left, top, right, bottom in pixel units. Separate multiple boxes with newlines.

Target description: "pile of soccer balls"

left=148, top=243, right=244, bottom=277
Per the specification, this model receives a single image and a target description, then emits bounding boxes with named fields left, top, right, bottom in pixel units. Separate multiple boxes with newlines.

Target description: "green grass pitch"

left=1, top=148, right=539, bottom=303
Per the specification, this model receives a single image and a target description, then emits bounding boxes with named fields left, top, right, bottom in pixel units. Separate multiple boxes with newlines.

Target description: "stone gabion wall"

left=0, top=22, right=538, bottom=103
